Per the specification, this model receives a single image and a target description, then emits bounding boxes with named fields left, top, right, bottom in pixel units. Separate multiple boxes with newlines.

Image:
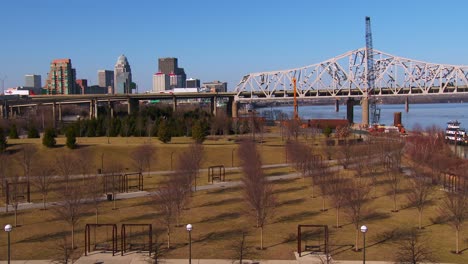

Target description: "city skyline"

left=2, top=0, right=468, bottom=92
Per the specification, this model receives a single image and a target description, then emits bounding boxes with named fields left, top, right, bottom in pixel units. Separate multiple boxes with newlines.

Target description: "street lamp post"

left=186, top=224, right=193, bottom=264
left=360, top=225, right=368, bottom=264
left=5, top=224, right=12, bottom=264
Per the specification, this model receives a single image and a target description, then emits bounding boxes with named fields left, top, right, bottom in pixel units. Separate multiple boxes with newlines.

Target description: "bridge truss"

left=234, top=48, right=468, bottom=101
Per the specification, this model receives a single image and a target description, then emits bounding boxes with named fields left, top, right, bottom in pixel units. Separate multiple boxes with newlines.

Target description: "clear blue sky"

left=2, top=0, right=468, bottom=92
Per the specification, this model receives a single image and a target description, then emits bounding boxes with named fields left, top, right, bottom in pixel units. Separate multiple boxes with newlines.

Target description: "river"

left=260, top=102, right=468, bottom=130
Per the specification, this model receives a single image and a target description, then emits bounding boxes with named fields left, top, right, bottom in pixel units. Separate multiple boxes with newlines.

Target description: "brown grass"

left=0, top=135, right=466, bottom=263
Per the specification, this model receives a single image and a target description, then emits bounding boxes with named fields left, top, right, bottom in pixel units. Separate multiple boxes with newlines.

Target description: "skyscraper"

left=186, top=78, right=200, bottom=88
left=24, top=75, right=41, bottom=89
left=202, top=81, right=228, bottom=92
left=158, top=57, right=186, bottom=88
left=152, top=73, right=170, bottom=93
left=114, top=55, right=132, bottom=94
left=75, top=79, right=88, bottom=94
left=98, top=70, right=114, bottom=90
left=45, top=59, right=77, bottom=94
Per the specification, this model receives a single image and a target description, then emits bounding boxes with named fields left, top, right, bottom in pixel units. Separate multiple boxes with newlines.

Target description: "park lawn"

left=0, top=134, right=467, bottom=263
left=0, top=167, right=466, bottom=263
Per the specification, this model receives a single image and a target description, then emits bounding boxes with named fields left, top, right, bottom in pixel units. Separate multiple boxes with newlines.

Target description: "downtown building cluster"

left=7, top=55, right=227, bottom=96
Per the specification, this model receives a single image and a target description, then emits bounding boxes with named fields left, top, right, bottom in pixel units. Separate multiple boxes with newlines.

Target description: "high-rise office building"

left=45, top=59, right=77, bottom=94
left=186, top=78, right=200, bottom=88
left=152, top=73, right=170, bottom=93
left=24, top=75, right=41, bottom=89
left=114, top=55, right=132, bottom=94
left=98, top=70, right=114, bottom=90
left=75, top=79, right=88, bottom=94
left=202, top=80, right=228, bottom=92
left=158, top=57, right=186, bottom=88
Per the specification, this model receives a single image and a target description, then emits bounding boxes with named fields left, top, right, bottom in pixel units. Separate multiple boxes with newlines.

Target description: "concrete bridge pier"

left=107, top=100, right=114, bottom=119
left=346, top=98, right=354, bottom=124
left=94, top=99, right=98, bottom=119
left=127, top=98, right=139, bottom=115
left=335, top=99, right=340, bottom=112
left=58, top=103, right=62, bottom=122
left=52, top=102, right=57, bottom=128
left=231, top=99, right=238, bottom=118
left=405, top=97, right=409, bottom=112
left=210, top=96, right=217, bottom=116
left=361, top=97, right=369, bottom=126
left=172, top=96, right=177, bottom=112
left=89, top=100, right=94, bottom=119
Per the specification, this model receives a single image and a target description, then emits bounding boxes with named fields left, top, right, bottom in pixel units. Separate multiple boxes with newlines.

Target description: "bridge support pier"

left=335, top=99, right=339, bottom=112
left=231, top=99, right=238, bottom=118
left=172, top=96, right=177, bottom=112
left=108, top=100, right=114, bottom=119
left=361, top=97, right=369, bottom=126
left=94, top=99, right=98, bottom=119
left=58, top=103, right=62, bottom=122
left=89, top=100, right=94, bottom=119
left=405, top=97, right=409, bottom=112
left=127, top=98, right=139, bottom=115
left=52, top=102, right=56, bottom=129
left=210, top=96, right=217, bottom=116
left=346, top=98, right=354, bottom=124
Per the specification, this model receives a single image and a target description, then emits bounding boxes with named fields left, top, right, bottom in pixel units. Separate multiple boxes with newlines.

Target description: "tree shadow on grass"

left=18, top=230, right=70, bottom=243
left=329, top=244, right=355, bottom=256
left=273, top=186, right=306, bottom=195
left=196, top=197, right=243, bottom=208
left=277, top=198, right=305, bottom=207
left=276, top=211, right=319, bottom=223
left=120, top=212, right=159, bottom=222
left=199, top=212, right=241, bottom=224
left=207, top=186, right=242, bottom=195
left=362, top=211, right=391, bottom=222
left=197, top=228, right=245, bottom=243
left=271, top=178, right=298, bottom=185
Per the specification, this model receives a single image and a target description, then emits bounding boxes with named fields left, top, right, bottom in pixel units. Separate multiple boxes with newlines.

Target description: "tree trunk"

left=95, top=207, right=99, bottom=224
left=42, top=194, right=47, bottom=210
left=336, top=208, right=340, bottom=228
left=393, top=190, right=397, bottom=212
left=14, top=208, right=18, bottom=227
left=456, top=229, right=459, bottom=254
left=322, top=197, right=326, bottom=211
left=355, top=228, right=359, bottom=251
left=71, top=224, right=75, bottom=249
left=260, top=226, right=264, bottom=250
left=418, top=209, right=422, bottom=229
left=167, top=228, right=171, bottom=249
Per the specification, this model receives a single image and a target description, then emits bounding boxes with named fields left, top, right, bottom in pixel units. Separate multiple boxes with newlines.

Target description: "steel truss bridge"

left=234, top=47, right=468, bottom=101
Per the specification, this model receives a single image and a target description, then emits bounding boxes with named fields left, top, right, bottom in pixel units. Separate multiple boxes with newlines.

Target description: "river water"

left=261, top=102, right=468, bottom=130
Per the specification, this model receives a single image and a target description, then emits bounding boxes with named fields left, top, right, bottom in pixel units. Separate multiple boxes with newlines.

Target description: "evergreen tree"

left=65, top=127, right=77, bottom=149
left=0, top=128, right=7, bottom=152
left=157, top=120, right=171, bottom=143
left=192, top=120, right=206, bottom=143
left=42, top=128, right=56, bottom=148
left=9, top=124, right=19, bottom=139
left=27, top=126, right=40, bottom=138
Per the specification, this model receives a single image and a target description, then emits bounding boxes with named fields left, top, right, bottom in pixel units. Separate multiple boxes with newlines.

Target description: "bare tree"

left=328, top=172, right=349, bottom=228
left=406, top=167, right=434, bottom=229
left=0, top=153, right=10, bottom=197
left=30, top=166, right=55, bottom=210
left=8, top=174, right=25, bottom=227
left=392, top=229, right=438, bottom=264
left=85, top=174, right=103, bottom=224
left=344, top=178, right=371, bottom=251
left=18, top=144, right=38, bottom=183
left=131, top=144, right=156, bottom=179
left=439, top=191, right=468, bottom=254
left=176, top=143, right=203, bottom=192
left=151, top=186, right=176, bottom=249
left=229, top=231, right=256, bottom=264
left=51, top=235, right=80, bottom=264
left=51, top=181, right=87, bottom=249
left=146, top=232, right=166, bottom=264
left=55, top=153, right=79, bottom=190
left=238, top=140, right=277, bottom=250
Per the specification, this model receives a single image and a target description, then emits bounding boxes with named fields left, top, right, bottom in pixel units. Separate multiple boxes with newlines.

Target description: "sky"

left=2, top=0, right=468, bottom=92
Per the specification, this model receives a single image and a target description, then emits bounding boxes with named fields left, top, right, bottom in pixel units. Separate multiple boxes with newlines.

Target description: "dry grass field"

left=0, top=133, right=466, bottom=263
